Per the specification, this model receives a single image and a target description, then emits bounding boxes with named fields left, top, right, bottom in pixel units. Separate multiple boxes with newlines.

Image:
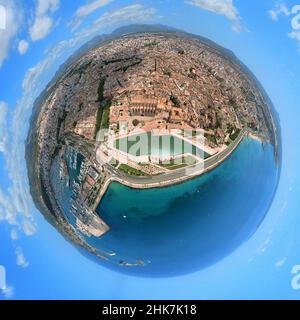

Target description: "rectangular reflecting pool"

left=114, top=132, right=210, bottom=159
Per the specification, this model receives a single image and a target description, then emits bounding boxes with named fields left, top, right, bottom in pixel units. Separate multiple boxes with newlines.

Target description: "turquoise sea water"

left=50, top=137, right=279, bottom=277
left=95, top=137, right=279, bottom=277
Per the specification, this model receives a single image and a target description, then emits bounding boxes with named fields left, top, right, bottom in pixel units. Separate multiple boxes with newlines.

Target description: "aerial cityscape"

left=5, top=0, right=300, bottom=301
left=26, top=27, right=279, bottom=270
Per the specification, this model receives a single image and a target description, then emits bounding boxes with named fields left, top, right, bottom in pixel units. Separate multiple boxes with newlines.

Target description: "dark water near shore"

left=95, top=137, right=279, bottom=276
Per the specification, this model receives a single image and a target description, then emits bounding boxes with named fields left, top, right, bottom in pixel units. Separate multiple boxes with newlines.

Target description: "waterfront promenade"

left=91, top=128, right=249, bottom=211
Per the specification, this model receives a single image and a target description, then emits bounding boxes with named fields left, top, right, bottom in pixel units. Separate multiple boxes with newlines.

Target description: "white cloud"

left=0, top=188, right=17, bottom=225
left=76, top=4, right=158, bottom=40
left=70, top=0, right=114, bottom=30
left=30, top=15, right=53, bottom=41
left=76, top=0, right=114, bottom=17
left=0, top=100, right=37, bottom=268
left=289, top=29, right=300, bottom=49
left=0, top=0, right=22, bottom=66
left=258, top=236, right=272, bottom=254
left=185, top=0, right=242, bottom=32
left=36, top=0, right=59, bottom=15
left=0, top=101, right=8, bottom=152
left=15, top=247, right=29, bottom=268
left=0, top=3, right=6, bottom=30
left=22, top=219, right=37, bottom=236
left=275, top=257, right=287, bottom=268
left=18, top=39, right=29, bottom=55
left=10, top=228, right=18, bottom=240
left=289, top=30, right=300, bottom=49
left=29, top=0, right=60, bottom=41
left=269, top=3, right=291, bottom=21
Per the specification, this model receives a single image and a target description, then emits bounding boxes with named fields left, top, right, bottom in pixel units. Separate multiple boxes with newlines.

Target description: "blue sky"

left=0, top=0, right=300, bottom=299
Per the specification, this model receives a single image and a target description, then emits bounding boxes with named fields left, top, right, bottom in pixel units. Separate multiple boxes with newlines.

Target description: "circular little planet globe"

left=26, top=25, right=281, bottom=277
